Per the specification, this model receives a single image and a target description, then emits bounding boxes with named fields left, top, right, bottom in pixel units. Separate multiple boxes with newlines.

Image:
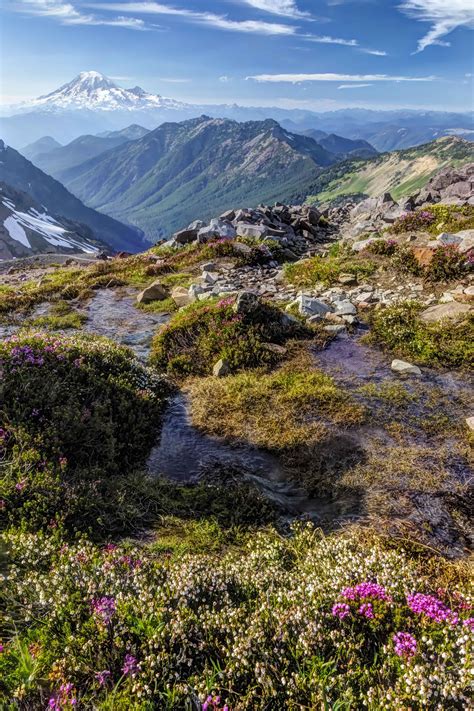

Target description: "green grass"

left=368, top=301, right=474, bottom=368
left=284, top=254, right=376, bottom=287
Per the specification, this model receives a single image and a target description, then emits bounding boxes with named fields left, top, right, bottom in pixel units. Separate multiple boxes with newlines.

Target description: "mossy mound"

left=150, top=296, right=309, bottom=377
left=0, top=332, right=169, bottom=532
left=368, top=301, right=474, bottom=368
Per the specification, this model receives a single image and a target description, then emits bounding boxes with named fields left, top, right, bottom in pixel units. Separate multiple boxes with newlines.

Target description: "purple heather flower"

left=91, top=596, right=116, bottom=624
left=95, top=670, right=111, bottom=686
left=15, top=480, right=26, bottom=492
left=393, top=632, right=417, bottom=659
left=463, top=617, right=474, bottom=632
left=122, top=653, right=139, bottom=677
left=407, top=593, right=459, bottom=625
left=341, top=582, right=391, bottom=602
left=358, top=602, right=375, bottom=619
left=332, top=602, right=350, bottom=619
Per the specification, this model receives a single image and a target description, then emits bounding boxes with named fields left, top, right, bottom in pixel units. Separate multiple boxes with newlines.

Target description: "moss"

left=187, top=353, right=366, bottom=451
left=27, top=301, right=87, bottom=330
left=284, top=254, right=376, bottom=287
left=368, top=301, right=474, bottom=368
left=150, top=297, right=309, bottom=376
left=136, top=297, right=177, bottom=314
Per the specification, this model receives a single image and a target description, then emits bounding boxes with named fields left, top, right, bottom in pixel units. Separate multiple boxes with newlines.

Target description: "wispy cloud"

left=237, top=0, right=309, bottom=18
left=399, top=0, right=474, bottom=52
left=247, top=72, right=437, bottom=82
left=157, top=77, right=190, bottom=83
left=306, top=35, right=358, bottom=46
left=12, top=0, right=150, bottom=29
left=361, top=48, right=388, bottom=56
left=88, top=2, right=298, bottom=34
left=338, top=83, right=373, bottom=89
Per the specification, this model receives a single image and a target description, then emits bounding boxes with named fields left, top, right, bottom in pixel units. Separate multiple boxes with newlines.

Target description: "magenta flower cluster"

left=393, top=632, right=417, bottom=659
left=48, top=682, right=77, bottom=709
left=341, top=582, right=392, bottom=602
left=122, top=653, right=139, bottom=677
left=407, top=593, right=460, bottom=625
left=91, top=596, right=116, bottom=624
left=332, top=602, right=350, bottom=619
left=95, top=670, right=111, bottom=686
left=202, top=694, right=229, bottom=711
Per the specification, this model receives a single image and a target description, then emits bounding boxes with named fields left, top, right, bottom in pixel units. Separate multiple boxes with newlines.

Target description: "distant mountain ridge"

left=303, top=136, right=474, bottom=206
left=1, top=71, right=472, bottom=150
left=0, top=182, right=102, bottom=260
left=0, top=140, right=146, bottom=252
left=51, top=116, right=339, bottom=240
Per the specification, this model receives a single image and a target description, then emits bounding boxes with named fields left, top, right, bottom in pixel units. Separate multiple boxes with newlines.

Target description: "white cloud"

left=361, top=48, right=388, bottom=56
left=399, top=0, right=474, bottom=52
left=157, top=77, right=190, bottom=83
left=219, top=76, right=230, bottom=82
left=338, top=83, right=373, bottom=89
left=88, top=2, right=297, bottom=34
left=238, top=1, right=309, bottom=18
left=13, top=0, right=149, bottom=29
left=307, top=35, right=358, bottom=46
left=247, top=72, right=437, bottom=82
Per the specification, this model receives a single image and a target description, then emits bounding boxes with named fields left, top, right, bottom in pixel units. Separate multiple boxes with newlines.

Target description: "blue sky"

left=1, top=0, right=473, bottom=111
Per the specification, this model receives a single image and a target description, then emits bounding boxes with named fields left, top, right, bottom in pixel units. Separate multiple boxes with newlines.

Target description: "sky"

left=1, top=0, right=473, bottom=111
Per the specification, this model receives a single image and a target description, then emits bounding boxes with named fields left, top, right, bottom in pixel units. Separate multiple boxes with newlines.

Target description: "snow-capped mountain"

left=0, top=181, right=101, bottom=260
left=16, top=71, right=188, bottom=113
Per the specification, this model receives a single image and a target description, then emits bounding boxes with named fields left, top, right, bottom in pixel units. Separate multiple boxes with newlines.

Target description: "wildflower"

left=407, top=593, right=459, bottom=625
left=0, top=643, right=4, bottom=653
left=358, top=602, right=375, bottom=619
left=91, top=596, right=116, bottom=624
left=393, top=632, right=417, bottom=659
left=332, top=602, right=350, bottom=619
left=341, top=582, right=391, bottom=602
left=15, top=480, right=26, bottom=492
left=463, top=618, right=474, bottom=632
left=0, top=500, right=6, bottom=510
left=95, top=670, right=111, bottom=686
left=122, top=653, right=138, bottom=677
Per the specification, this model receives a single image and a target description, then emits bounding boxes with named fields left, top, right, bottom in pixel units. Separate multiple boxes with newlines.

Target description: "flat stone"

left=437, top=232, right=462, bottom=246
left=323, top=324, right=347, bottom=335
left=334, top=300, right=357, bottom=316
left=202, top=271, right=219, bottom=285
left=136, top=280, right=167, bottom=303
left=338, top=273, right=357, bottom=285
left=391, top=359, right=422, bottom=376
left=419, top=302, right=472, bottom=323
left=235, top=223, right=268, bottom=239
left=296, top=294, right=331, bottom=317
left=173, top=228, right=198, bottom=245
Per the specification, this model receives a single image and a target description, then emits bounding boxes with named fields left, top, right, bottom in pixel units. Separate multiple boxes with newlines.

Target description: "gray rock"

left=235, top=223, right=268, bottom=239
left=213, top=358, right=231, bottom=377
left=201, top=262, right=217, bottom=272
left=171, top=286, right=194, bottom=308
left=420, top=302, right=472, bottom=323
left=437, top=232, right=462, bottom=246
left=466, top=416, right=474, bottom=432
left=323, top=324, right=347, bottom=335
left=335, top=300, right=357, bottom=316
left=173, top=228, right=198, bottom=245
left=296, top=294, right=331, bottom=317
left=391, top=359, right=422, bottom=377
left=136, top=280, right=168, bottom=304
left=234, top=291, right=259, bottom=315
left=202, top=271, right=219, bottom=285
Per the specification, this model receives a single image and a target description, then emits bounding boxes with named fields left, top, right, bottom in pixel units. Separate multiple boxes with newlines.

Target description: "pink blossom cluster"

left=202, top=694, right=229, bottom=711
left=91, top=596, right=116, bottom=624
left=341, top=582, right=392, bottom=602
left=407, top=593, right=459, bottom=625
left=393, top=632, right=417, bottom=659
left=48, top=682, right=77, bottom=708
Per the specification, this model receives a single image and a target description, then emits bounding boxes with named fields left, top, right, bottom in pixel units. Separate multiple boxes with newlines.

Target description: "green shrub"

left=284, top=254, right=376, bottom=287
left=390, top=204, right=474, bottom=236
left=1, top=525, right=472, bottom=709
left=367, top=239, right=398, bottom=257
left=425, top=245, right=473, bottom=282
left=391, top=246, right=423, bottom=276
left=150, top=297, right=308, bottom=376
left=0, top=332, right=169, bottom=531
left=369, top=301, right=474, bottom=368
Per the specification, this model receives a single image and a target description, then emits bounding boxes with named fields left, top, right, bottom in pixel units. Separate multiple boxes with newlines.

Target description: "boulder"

left=136, top=280, right=167, bottom=304
left=419, top=302, right=472, bottom=323
left=171, top=286, right=194, bottom=308
left=295, top=294, right=331, bottom=318
left=391, top=359, right=421, bottom=376
left=202, top=271, right=219, bottom=285
left=437, top=232, right=462, bottom=246
left=334, top=300, right=357, bottom=316
left=234, top=291, right=259, bottom=315
left=235, top=223, right=268, bottom=239
left=455, top=229, right=474, bottom=254
left=173, top=228, right=198, bottom=245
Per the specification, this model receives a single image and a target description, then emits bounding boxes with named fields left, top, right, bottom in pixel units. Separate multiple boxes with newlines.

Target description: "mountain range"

left=0, top=140, right=146, bottom=252
left=1, top=71, right=472, bottom=152
left=0, top=181, right=102, bottom=260
left=43, top=116, right=345, bottom=240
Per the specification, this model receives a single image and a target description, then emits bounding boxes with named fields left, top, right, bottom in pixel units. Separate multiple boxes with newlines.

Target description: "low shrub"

left=1, top=525, right=472, bottom=709
left=367, top=238, right=398, bottom=257
left=369, top=301, right=474, bottom=368
left=0, top=332, right=169, bottom=531
left=390, top=204, right=474, bottom=236
left=425, top=245, right=473, bottom=282
left=284, top=254, right=376, bottom=287
left=390, top=245, right=423, bottom=276
left=150, top=297, right=308, bottom=376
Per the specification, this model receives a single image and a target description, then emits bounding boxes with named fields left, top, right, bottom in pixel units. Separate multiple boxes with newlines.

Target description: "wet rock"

left=391, top=359, right=422, bottom=376
left=419, top=302, right=472, bottom=323
left=137, top=280, right=168, bottom=303
left=213, top=358, right=231, bottom=377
